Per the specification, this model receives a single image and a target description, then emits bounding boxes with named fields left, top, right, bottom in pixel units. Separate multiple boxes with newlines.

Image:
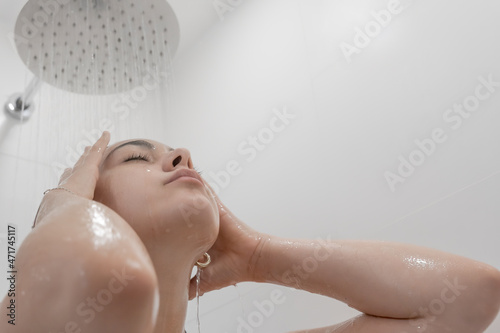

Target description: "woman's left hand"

left=57, top=131, right=111, bottom=200
left=188, top=181, right=270, bottom=300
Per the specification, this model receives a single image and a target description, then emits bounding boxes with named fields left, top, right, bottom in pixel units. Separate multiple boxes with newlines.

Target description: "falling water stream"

left=196, top=267, right=202, bottom=333
left=10, top=1, right=204, bottom=331
left=190, top=273, right=253, bottom=333
left=190, top=270, right=250, bottom=332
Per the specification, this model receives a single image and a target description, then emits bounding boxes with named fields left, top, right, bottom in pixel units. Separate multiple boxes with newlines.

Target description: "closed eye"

left=124, top=153, right=150, bottom=162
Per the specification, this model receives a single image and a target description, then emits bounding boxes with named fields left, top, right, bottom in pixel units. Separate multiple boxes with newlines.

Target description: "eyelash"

left=194, top=166, right=203, bottom=176
left=124, top=153, right=150, bottom=162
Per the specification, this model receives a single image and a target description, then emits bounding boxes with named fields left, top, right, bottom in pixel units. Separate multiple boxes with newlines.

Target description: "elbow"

left=455, top=265, right=500, bottom=332
left=487, top=267, right=500, bottom=318
left=479, top=266, right=500, bottom=320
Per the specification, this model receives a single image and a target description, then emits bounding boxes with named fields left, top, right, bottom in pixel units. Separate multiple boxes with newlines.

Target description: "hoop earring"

left=196, top=253, right=211, bottom=268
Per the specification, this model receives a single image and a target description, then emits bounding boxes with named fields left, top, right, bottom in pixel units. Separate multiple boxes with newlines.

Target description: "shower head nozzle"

left=14, top=0, right=180, bottom=95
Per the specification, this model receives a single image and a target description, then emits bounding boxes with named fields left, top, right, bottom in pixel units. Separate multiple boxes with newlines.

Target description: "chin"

left=108, top=189, right=219, bottom=252
left=180, top=194, right=219, bottom=242
left=159, top=191, right=219, bottom=242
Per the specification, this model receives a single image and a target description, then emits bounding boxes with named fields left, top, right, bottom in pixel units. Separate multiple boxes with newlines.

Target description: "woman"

left=2, top=131, right=500, bottom=333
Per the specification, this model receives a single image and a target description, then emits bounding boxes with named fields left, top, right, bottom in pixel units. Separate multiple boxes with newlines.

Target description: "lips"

left=165, top=168, right=204, bottom=185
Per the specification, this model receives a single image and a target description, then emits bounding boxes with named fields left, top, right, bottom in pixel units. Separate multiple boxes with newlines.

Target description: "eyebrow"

left=104, top=140, right=157, bottom=162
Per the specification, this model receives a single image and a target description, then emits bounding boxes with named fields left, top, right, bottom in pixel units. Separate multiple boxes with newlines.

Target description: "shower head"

left=13, top=0, right=180, bottom=95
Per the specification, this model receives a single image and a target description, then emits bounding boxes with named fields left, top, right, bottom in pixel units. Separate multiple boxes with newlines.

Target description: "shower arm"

left=4, top=77, right=42, bottom=121
left=20, top=77, right=42, bottom=108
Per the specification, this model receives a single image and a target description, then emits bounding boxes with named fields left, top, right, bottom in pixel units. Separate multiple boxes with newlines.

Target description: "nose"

left=161, top=148, right=194, bottom=172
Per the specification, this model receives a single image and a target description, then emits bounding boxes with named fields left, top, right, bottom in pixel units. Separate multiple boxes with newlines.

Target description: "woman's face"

left=94, top=139, right=219, bottom=253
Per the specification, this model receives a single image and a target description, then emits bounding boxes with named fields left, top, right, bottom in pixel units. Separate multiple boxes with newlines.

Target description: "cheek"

left=96, top=172, right=153, bottom=221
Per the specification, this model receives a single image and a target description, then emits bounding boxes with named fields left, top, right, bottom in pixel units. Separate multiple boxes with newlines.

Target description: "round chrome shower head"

left=14, top=0, right=180, bottom=95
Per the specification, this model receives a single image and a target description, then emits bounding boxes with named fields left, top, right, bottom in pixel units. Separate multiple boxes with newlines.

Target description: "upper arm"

left=1, top=212, right=158, bottom=333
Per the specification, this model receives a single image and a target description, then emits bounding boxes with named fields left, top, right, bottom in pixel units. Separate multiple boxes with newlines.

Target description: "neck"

left=151, top=252, right=197, bottom=333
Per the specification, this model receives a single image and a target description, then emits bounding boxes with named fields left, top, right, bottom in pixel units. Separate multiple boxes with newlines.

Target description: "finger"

left=58, top=168, right=73, bottom=185
left=79, top=131, right=111, bottom=167
left=89, top=131, right=110, bottom=157
left=188, top=257, right=216, bottom=300
left=95, top=130, right=111, bottom=152
left=69, top=146, right=91, bottom=170
left=188, top=277, right=199, bottom=300
left=188, top=270, right=217, bottom=301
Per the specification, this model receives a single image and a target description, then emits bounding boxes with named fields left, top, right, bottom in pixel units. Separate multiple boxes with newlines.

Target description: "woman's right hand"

left=188, top=180, right=271, bottom=300
left=57, top=131, right=110, bottom=200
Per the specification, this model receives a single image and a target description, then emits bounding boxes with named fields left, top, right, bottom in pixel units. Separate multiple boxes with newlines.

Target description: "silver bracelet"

left=43, top=187, right=78, bottom=196
left=32, top=187, right=78, bottom=230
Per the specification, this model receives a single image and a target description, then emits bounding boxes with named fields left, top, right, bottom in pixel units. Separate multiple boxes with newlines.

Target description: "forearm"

left=255, top=236, right=500, bottom=320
